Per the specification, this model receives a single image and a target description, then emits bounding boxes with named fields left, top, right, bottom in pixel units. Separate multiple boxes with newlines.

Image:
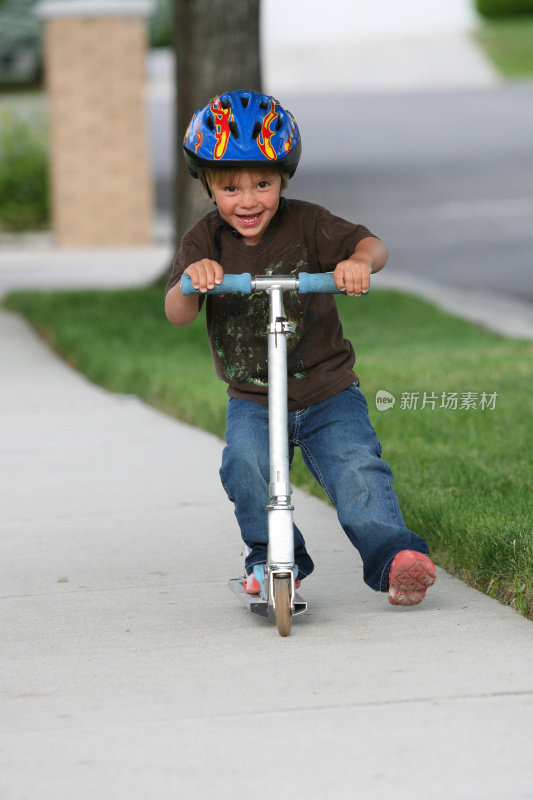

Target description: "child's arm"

left=165, top=259, right=224, bottom=326
left=333, top=236, right=388, bottom=297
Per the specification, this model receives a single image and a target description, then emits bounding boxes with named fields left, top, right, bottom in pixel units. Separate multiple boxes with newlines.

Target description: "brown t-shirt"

left=166, top=198, right=376, bottom=410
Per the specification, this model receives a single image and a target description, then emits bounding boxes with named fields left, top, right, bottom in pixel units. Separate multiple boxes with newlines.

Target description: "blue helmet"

left=183, top=90, right=302, bottom=179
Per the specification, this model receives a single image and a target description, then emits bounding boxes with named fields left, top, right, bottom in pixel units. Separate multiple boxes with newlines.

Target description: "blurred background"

left=0, top=0, right=532, bottom=301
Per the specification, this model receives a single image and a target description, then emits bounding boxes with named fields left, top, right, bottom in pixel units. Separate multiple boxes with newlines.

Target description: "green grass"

left=4, top=286, right=533, bottom=618
left=474, top=16, right=533, bottom=78
left=0, top=101, right=49, bottom=231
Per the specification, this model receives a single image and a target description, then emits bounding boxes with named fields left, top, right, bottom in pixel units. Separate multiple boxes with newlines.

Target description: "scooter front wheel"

left=273, top=575, right=291, bottom=637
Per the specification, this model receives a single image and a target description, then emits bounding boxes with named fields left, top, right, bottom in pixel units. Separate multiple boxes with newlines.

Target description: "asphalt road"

left=151, top=83, right=533, bottom=303
left=286, top=84, right=533, bottom=303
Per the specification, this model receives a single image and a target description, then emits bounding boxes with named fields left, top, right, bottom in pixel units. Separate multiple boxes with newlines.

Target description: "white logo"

left=375, top=390, right=396, bottom=411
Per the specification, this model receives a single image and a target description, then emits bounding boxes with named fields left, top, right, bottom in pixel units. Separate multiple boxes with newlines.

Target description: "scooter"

left=181, top=271, right=341, bottom=636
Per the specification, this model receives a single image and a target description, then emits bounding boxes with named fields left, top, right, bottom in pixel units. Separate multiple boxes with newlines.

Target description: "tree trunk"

left=173, top=0, right=262, bottom=245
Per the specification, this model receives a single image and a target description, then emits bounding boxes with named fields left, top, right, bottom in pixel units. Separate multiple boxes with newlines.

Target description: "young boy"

left=165, top=90, right=436, bottom=606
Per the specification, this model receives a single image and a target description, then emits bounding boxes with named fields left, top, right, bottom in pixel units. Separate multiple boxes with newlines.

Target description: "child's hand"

left=183, top=259, right=224, bottom=293
left=333, top=257, right=372, bottom=296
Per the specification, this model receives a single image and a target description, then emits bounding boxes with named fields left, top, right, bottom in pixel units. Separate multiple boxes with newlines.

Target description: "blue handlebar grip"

left=298, top=272, right=343, bottom=294
left=181, top=272, right=252, bottom=296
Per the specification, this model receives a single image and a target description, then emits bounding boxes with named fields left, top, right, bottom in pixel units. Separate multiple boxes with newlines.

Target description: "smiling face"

left=208, top=169, right=283, bottom=246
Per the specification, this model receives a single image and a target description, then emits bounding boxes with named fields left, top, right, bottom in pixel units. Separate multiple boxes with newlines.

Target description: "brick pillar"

left=36, top=1, right=154, bottom=246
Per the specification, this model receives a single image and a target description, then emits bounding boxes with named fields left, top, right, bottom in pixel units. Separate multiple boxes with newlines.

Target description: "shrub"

left=0, top=108, right=49, bottom=231
left=475, top=0, right=533, bottom=17
left=149, top=0, right=172, bottom=48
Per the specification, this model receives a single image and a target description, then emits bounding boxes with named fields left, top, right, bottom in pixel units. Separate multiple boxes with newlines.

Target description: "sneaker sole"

left=388, top=550, right=436, bottom=606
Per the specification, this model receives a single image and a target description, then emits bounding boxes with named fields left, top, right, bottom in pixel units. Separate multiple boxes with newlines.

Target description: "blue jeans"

left=219, top=385, right=429, bottom=592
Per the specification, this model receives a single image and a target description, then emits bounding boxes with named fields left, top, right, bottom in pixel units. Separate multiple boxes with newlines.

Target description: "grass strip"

left=4, top=286, right=532, bottom=618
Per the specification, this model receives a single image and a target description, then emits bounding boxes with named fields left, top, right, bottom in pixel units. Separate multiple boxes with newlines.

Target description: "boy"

left=165, top=90, right=436, bottom=606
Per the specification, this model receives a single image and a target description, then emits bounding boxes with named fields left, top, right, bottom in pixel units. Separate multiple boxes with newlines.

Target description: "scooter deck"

left=228, top=577, right=307, bottom=618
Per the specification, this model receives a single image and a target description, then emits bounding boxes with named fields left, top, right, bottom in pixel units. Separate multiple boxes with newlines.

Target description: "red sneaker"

left=388, top=550, right=436, bottom=606
left=243, top=572, right=301, bottom=595
left=243, top=573, right=261, bottom=595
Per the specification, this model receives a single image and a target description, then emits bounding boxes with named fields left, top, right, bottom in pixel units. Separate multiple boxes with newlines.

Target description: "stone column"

left=36, top=0, right=154, bottom=246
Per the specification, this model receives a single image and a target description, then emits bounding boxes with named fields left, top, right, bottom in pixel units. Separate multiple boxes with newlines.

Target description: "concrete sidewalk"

left=1, top=247, right=532, bottom=798
left=263, top=32, right=501, bottom=95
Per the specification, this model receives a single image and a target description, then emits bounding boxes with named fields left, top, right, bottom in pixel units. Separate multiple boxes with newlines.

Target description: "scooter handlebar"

left=181, top=272, right=253, bottom=296
left=297, top=272, right=343, bottom=294
left=181, top=271, right=355, bottom=296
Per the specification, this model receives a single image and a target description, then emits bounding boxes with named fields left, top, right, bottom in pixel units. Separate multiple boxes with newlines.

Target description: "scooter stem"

left=266, top=286, right=295, bottom=568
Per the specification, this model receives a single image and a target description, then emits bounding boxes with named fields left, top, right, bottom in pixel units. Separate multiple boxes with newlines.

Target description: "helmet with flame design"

left=183, top=90, right=302, bottom=179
